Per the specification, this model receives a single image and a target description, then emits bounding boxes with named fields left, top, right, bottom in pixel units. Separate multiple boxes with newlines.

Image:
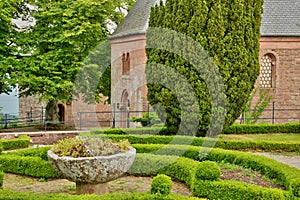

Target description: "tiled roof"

left=261, top=0, right=300, bottom=36
left=110, top=0, right=300, bottom=39
left=108, top=0, right=160, bottom=40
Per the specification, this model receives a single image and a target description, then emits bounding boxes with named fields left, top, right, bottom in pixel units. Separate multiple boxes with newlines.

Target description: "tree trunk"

left=45, top=100, right=59, bottom=122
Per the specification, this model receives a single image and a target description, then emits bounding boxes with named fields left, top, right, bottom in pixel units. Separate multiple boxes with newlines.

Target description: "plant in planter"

left=47, top=137, right=136, bottom=195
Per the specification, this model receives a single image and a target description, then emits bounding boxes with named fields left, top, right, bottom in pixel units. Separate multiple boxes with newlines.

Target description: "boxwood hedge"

left=81, top=133, right=300, bottom=152
left=0, top=143, right=299, bottom=199
left=90, top=122, right=300, bottom=135
left=0, top=135, right=30, bottom=151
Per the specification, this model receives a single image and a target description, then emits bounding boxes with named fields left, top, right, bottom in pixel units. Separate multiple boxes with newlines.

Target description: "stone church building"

left=19, top=0, right=300, bottom=129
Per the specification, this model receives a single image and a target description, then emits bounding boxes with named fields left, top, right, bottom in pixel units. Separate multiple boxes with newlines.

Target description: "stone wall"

left=109, top=34, right=149, bottom=128
left=248, top=37, right=300, bottom=124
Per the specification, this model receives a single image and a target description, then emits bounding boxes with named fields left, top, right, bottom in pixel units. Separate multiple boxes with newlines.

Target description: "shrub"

left=290, top=178, right=300, bottom=197
left=0, top=155, right=59, bottom=178
left=0, top=190, right=199, bottom=200
left=132, top=144, right=300, bottom=194
left=193, top=180, right=289, bottom=200
left=4, top=146, right=51, bottom=161
left=224, top=123, right=300, bottom=134
left=0, top=165, right=3, bottom=188
left=146, top=0, right=263, bottom=136
left=83, top=133, right=300, bottom=152
left=194, top=161, right=220, bottom=181
left=150, top=174, right=173, bottom=196
left=0, top=135, right=30, bottom=151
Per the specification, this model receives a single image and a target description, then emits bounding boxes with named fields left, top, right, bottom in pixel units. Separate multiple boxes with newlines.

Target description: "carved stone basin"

left=47, top=146, right=136, bottom=194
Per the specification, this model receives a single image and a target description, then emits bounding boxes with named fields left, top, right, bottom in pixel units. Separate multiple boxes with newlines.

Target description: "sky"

left=0, top=89, right=19, bottom=115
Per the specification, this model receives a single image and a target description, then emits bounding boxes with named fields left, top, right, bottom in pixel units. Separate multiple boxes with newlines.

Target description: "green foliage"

left=150, top=174, right=173, bottom=196
left=224, top=123, right=300, bottom=134
left=192, top=180, right=289, bottom=200
left=0, top=190, right=199, bottom=200
left=194, top=161, right=220, bottom=181
left=132, top=144, right=300, bottom=196
left=14, top=0, right=133, bottom=119
left=0, top=154, right=59, bottom=178
left=90, top=122, right=300, bottom=136
left=3, top=146, right=51, bottom=161
left=290, top=178, right=300, bottom=197
left=244, top=88, right=273, bottom=124
left=0, top=144, right=298, bottom=199
left=0, top=143, right=2, bottom=155
left=0, top=0, right=20, bottom=94
left=131, top=112, right=163, bottom=127
left=146, top=0, right=263, bottom=136
left=83, top=131, right=300, bottom=152
left=0, top=165, right=3, bottom=187
left=0, top=135, right=30, bottom=151
left=52, top=137, right=130, bottom=157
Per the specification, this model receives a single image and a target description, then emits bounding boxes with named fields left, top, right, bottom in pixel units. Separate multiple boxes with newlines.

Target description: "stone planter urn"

left=47, top=146, right=136, bottom=195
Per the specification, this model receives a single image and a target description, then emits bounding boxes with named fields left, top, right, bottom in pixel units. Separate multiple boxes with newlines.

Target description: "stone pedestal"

left=76, top=182, right=108, bottom=195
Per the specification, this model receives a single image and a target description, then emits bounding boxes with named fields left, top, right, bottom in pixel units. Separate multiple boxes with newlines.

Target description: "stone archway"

left=120, top=90, right=129, bottom=128
left=58, top=104, right=65, bottom=123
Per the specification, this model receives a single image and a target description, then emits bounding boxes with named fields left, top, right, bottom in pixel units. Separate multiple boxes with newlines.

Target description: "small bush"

left=224, top=123, right=300, bottom=134
left=83, top=133, right=300, bottom=153
left=0, top=155, right=59, bottom=178
left=0, top=135, right=30, bottom=151
left=195, top=161, right=220, bottom=181
left=4, top=146, right=51, bottom=161
left=150, top=174, right=173, bottom=196
left=0, top=165, right=3, bottom=188
left=290, top=178, right=300, bottom=197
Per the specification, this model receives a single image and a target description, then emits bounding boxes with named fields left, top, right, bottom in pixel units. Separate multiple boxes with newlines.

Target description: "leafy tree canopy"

left=11, top=0, right=134, bottom=121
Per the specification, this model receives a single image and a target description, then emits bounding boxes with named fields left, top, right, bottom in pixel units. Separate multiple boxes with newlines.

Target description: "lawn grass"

left=220, top=133, right=300, bottom=142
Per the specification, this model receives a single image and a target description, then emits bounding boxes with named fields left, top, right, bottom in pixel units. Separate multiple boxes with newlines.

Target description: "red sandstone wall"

left=248, top=37, right=300, bottom=124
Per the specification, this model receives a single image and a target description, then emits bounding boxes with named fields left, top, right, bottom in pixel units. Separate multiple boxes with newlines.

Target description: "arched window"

left=122, top=52, right=130, bottom=75
left=260, top=54, right=276, bottom=88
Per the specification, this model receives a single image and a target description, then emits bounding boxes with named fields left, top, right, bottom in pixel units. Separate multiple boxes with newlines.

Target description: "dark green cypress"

left=146, top=0, right=263, bottom=136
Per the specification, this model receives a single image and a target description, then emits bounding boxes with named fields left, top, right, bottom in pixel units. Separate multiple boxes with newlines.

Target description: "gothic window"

left=260, top=54, right=276, bottom=88
left=122, top=52, right=130, bottom=75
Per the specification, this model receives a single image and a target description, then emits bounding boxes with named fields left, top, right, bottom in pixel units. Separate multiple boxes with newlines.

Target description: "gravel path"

left=254, top=152, right=300, bottom=170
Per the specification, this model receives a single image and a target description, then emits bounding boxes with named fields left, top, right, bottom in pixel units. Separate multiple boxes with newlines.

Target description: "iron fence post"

left=127, top=109, right=130, bottom=128
left=272, top=101, right=275, bottom=124
left=4, top=114, right=8, bottom=129
left=113, top=103, right=116, bottom=128
left=79, top=112, right=82, bottom=131
left=147, top=103, right=150, bottom=126
left=41, top=106, right=44, bottom=124
left=30, top=107, right=33, bottom=124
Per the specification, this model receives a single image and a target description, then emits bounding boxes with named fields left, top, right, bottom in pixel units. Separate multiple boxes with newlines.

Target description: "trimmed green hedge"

left=129, top=154, right=293, bottom=200
left=192, top=180, right=289, bottom=200
left=0, top=135, right=30, bottom=151
left=81, top=133, right=300, bottom=152
left=150, top=174, right=173, bottom=196
left=1, top=144, right=300, bottom=199
left=194, top=161, right=220, bottom=181
left=131, top=144, right=300, bottom=196
left=0, top=154, right=59, bottom=178
left=224, top=123, right=300, bottom=134
left=0, top=190, right=200, bottom=200
left=0, top=165, right=3, bottom=188
left=3, top=146, right=51, bottom=161
left=90, top=122, right=300, bottom=136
